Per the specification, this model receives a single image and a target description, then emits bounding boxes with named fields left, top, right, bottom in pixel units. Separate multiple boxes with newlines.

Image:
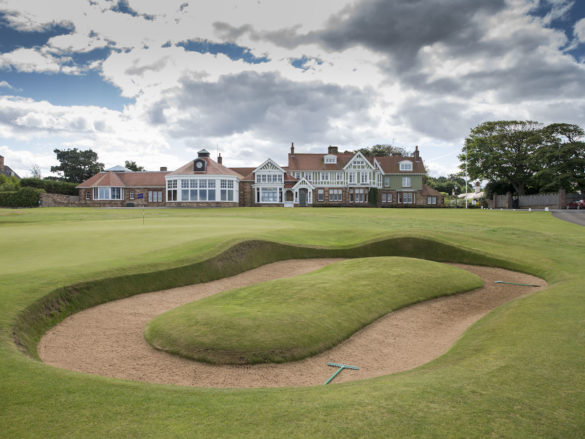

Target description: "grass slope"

left=145, top=257, right=482, bottom=364
left=1, top=207, right=584, bottom=438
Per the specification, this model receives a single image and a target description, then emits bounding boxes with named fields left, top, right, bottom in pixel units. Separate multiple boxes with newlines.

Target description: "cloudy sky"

left=1, top=0, right=584, bottom=177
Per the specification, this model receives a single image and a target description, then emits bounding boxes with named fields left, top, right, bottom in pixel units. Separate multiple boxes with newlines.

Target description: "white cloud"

left=0, top=0, right=584, bottom=178
left=0, top=81, right=14, bottom=89
left=575, top=18, right=585, bottom=43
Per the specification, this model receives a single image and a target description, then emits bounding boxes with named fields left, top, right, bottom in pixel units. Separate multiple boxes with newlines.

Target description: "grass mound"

left=144, top=257, right=483, bottom=364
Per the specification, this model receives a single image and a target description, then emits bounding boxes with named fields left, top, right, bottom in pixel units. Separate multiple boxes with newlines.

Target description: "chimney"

left=413, top=145, right=420, bottom=161
left=217, top=153, right=222, bottom=165
left=475, top=181, right=481, bottom=194
left=160, top=166, right=167, bottom=172
left=290, top=142, right=295, bottom=155
left=0, top=155, right=4, bottom=172
left=328, top=145, right=338, bottom=154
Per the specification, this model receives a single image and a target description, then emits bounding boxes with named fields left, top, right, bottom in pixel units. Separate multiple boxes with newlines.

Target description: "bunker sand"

left=39, top=259, right=545, bottom=388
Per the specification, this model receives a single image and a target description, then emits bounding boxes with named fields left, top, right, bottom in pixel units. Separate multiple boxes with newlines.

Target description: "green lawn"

left=145, top=258, right=482, bottom=364
left=1, top=207, right=584, bottom=438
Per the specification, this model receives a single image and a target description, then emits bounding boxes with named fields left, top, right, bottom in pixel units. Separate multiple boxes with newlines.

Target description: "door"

left=299, top=188, right=308, bottom=207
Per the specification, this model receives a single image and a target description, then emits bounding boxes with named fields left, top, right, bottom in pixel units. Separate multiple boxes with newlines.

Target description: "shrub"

left=20, top=178, right=78, bottom=195
left=0, top=187, right=44, bottom=207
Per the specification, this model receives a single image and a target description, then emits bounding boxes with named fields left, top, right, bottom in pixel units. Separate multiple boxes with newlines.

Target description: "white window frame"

left=427, top=196, right=437, bottom=205
left=400, top=161, right=413, bottom=171
left=93, top=187, right=123, bottom=200
left=402, top=177, right=411, bottom=188
left=317, top=189, right=324, bottom=202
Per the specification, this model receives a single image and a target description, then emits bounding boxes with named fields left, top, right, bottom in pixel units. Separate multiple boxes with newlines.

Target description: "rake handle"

left=324, top=366, right=345, bottom=385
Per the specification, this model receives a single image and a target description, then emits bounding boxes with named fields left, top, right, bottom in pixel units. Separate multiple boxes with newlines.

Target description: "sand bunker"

left=39, top=259, right=545, bottom=388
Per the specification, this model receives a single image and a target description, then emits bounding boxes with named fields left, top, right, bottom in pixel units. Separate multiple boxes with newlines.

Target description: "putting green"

left=144, top=257, right=482, bottom=364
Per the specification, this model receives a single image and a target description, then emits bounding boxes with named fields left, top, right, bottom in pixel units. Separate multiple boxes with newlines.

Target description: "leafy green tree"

left=0, top=174, right=20, bottom=192
left=460, top=121, right=542, bottom=195
left=50, top=148, right=104, bottom=183
left=125, top=160, right=145, bottom=172
left=534, top=123, right=585, bottom=193
left=357, top=144, right=408, bottom=157
left=426, top=174, right=471, bottom=195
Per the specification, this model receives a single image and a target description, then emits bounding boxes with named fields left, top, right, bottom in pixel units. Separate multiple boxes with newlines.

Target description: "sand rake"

left=324, top=362, right=360, bottom=385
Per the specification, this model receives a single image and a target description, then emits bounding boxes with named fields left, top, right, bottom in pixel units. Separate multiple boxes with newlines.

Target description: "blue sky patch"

left=291, top=56, right=323, bottom=71
left=111, top=0, right=155, bottom=21
left=529, top=1, right=585, bottom=59
left=177, top=39, right=269, bottom=64
left=0, top=12, right=74, bottom=53
left=0, top=70, right=133, bottom=110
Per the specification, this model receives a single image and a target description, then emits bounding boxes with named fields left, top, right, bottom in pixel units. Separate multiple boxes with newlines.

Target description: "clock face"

left=195, top=161, right=203, bottom=169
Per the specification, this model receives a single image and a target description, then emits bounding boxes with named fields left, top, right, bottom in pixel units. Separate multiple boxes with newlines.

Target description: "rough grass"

left=145, top=257, right=482, bottom=364
left=1, top=207, right=585, bottom=438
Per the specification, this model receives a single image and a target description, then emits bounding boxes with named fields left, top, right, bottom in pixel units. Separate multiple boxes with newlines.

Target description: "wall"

left=40, top=193, right=80, bottom=207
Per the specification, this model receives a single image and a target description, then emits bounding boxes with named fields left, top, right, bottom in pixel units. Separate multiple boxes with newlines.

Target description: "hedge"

left=0, top=187, right=44, bottom=208
left=20, top=178, right=78, bottom=195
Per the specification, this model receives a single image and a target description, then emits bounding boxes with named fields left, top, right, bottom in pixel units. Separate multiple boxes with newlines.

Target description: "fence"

left=489, top=189, right=581, bottom=209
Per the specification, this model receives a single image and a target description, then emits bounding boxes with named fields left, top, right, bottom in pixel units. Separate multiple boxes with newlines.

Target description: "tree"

left=460, top=121, right=542, bottom=195
left=426, top=174, right=471, bottom=195
left=357, top=144, right=409, bottom=157
left=534, top=123, right=585, bottom=193
left=50, top=148, right=104, bottom=183
left=30, top=164, right=42, bottom=179
left=125, top=160, right=145, bottom=172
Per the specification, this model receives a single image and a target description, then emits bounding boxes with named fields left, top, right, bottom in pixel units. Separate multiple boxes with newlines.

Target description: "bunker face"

left=38, top=260, right=545, bottom=388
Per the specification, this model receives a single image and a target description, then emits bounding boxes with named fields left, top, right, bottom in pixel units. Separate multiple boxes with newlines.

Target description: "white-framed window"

left=324, top=155, right=337, bottom=164
left=381, top=192, right=393, bottom=203
left=384, top=176, right=391, bottom=187
left=167, top=180, right=177, bottom=201
left=349, top=172, right=356, bottom=184
left=400, top=161, right=413, bottom=171
left=317, top=189, right=324, bottom=202
left=260, top=187, right=279, bottom=203
left=129, top=191, right=134, bottom=200
left=181, top=179, right=189, bottom=189
left=148, top=191, right=162, bottom=202
left=399, top=192, right=414, bottom=204
left=320, top=172, right=329, bottom=182
left=92, top=187, right=123, bottom=200
left=330, top=189, right=342, bottom=202
left=402, top=177, right=411, bottom=188
left=337, top=172, right=344, bottom=182
left=427, top=196, right=437, bottom=205
left=220, top=179, right=235, bottom=201
left=85, top=191, right=90, bottom=200
left=306, top=172, right=312, bottom=181
left=350, top=188, right=366, bottom=203
left=361, top=172, right=368, bottom=184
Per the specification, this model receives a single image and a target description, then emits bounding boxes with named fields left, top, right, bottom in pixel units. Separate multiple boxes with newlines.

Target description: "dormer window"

left=324, top=154, right=337, bottom=164
left=399, top=161, right=413, bottom=171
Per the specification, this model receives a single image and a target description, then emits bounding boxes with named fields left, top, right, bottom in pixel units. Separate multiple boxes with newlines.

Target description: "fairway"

left=2, top=207, right=585, bottom=438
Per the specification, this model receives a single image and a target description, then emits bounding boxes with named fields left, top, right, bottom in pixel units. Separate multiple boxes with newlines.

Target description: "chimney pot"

left=290, top=142, right=295, bottom=155
left=413, top=145, right=420, bottom=160
left=160, top=166, right=167, bottom=172
left=328, top=146, right=338, bottom=154
left=217, top=153, right=222, bottom=165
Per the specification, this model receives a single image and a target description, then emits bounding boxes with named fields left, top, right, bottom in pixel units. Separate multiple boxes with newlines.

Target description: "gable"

left=343, top=152, right=374, bottom=171
left=254, top=158, right=285, bottom=174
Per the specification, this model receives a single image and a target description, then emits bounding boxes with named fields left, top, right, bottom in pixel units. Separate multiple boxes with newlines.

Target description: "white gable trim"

left=254, top=158, right=285, bottom=174
left=292, top=178, right=315, bottom=190
left=373, top=158, right=385, bottom=173
left=343, top=152, right=374, bottom=170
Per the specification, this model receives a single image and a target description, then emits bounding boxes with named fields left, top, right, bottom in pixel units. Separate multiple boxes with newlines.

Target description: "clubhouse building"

left=76, top=144, right=443, bottom=208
